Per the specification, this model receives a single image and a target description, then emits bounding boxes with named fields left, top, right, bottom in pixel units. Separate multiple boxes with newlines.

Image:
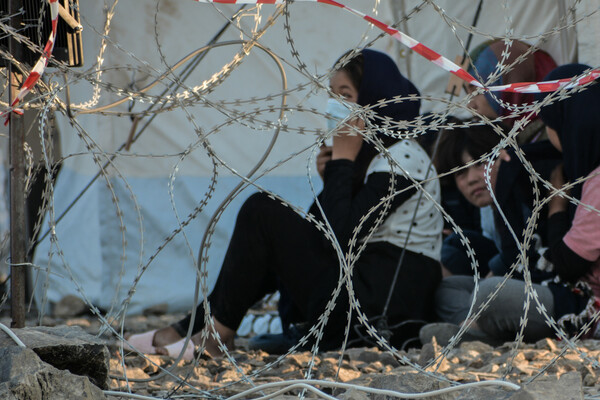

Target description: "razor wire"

left=0, top=0, right=599, bottom=399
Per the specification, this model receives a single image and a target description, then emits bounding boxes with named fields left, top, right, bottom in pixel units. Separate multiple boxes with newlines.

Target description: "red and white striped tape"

left=5, top=0, right=599, bottom=124
left=193, top=0, right=600, bottom=94
left=4, top=0, right=59, bottom=125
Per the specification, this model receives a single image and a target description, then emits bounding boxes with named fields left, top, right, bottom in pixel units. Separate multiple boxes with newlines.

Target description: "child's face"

left=454, top=150, right=502, bottom=208
left=467, top=86, right=499, bottom=120
left=329, top=70, right=359, bottom=103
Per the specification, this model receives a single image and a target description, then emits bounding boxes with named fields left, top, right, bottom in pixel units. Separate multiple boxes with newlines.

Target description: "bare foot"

left=149, top=318, right=236, bottom=359
left=192, top=318, right=235, bottom=358
left=123, top=326, right=184, bottom=355
left=152, top=326, right=183, bottom=347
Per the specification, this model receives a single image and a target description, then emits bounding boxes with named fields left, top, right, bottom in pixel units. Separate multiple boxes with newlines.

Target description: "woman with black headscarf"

left=423, top=64, right=600, bottom=345
left=466, top=39, right=557, bottom=143
left=539, top=64, right=600, bottom=335
left=125, top=49, right=443, bottom=358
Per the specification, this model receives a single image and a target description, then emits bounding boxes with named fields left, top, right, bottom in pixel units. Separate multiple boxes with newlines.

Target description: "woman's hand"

left=548, top=163, right=569, bottom=216
left=331, top=117, right=364, bottom=162
left=316, top=145, right=332, bottom=180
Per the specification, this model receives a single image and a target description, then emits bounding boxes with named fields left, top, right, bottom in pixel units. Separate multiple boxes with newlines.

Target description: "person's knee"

left=472, top=278, right=529, bottom=339
left=239, top=192, right=273, bottom=219
left=434, top=276, right=474, bottom=324
left=436, top=276, right=475, bottom=304
left=476, top=277, right=504, bottom=297
left=244, top=191, right=271, bottom=208
left=473, top=277, right=507, bottom=314
left=438, top=276, right=474, bottom=292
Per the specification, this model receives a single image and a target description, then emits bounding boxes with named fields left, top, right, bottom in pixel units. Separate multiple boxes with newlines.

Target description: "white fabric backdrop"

left=32, top=0, right=579, bottom=315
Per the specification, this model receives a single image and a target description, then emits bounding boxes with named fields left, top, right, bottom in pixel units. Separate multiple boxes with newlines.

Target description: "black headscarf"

left=535, top=64, right=600, bottom=203
left=350, top=49, right=421, bottom=188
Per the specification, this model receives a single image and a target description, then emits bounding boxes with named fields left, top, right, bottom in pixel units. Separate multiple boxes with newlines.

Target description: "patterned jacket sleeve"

left=315, top=159, right=415, bottom=251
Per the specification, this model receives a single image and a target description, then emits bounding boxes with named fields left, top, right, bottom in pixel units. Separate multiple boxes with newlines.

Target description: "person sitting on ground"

left=419, top=39, right=558, bottom=256
left=424, top=64, right=600, bottom=345
left=465, top=39, right=557, bottom=144
left=125, top=48, right=444, bottom=359
left=433, top=122, right=561, bottom=278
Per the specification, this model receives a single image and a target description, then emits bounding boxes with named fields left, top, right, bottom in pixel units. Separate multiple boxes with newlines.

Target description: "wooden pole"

left=9, top=0, right=27, bottom=328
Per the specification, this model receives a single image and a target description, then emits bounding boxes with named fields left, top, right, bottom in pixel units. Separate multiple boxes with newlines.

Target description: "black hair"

left=333, top=51, right=364, bottom=92
left=330, top=49, right=421, bottom=193
left=433, top=122, right=503, bottom=176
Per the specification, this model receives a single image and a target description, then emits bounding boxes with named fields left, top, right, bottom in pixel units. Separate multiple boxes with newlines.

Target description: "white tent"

left=30, top=0, right=583, bottom=315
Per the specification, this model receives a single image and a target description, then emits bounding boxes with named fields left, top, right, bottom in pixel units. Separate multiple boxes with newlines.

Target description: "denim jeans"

left=435, top=275, right=555, bottom=342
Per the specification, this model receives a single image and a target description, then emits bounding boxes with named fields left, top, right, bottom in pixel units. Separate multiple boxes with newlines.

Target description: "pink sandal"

left=123, top=330, right=197, bottom=361
left=122, top=329, right=158, bottom=354
left=161, top=338, right=196, bottom=361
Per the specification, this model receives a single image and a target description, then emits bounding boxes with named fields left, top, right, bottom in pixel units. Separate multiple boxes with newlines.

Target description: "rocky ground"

left=1, top=306, right=600, bottom=399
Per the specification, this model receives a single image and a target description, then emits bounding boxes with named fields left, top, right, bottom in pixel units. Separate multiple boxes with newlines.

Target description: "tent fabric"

left=388, top=0, right=577, bottom=116
left=34, top=170, right=314, bottom=314
left=33, top=0, right=578, bottom=315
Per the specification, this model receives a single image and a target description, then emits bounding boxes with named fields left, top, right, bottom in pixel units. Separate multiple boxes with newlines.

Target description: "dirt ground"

left=2, top=304, right=600, bottom=399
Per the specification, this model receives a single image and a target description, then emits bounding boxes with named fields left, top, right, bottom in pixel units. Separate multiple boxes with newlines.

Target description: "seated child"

left=433, top=122, right=560, bottom=278
left=427, top=64, right=600, bottom=344
left=466, top=39, right=557, bottom=143
left=124, top=49, right=444, bottom=359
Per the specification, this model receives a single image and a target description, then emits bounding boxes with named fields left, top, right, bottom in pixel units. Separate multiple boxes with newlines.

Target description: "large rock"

left=354, top=373, right=457, bottom=400
left=341, top=372, right=522, bottom=400
left=0, top=347, right=107, bottom=400
left=458, top=384, right=523, bottom=399
left=508, top=371, right=583, bottom=400
left=338, top=388, right=370, bottom=400
left=0, top=325, right=110, bottom=389
left=344, top=347, right=398, bottom=366
left=52, top=295, right=88, bottom=318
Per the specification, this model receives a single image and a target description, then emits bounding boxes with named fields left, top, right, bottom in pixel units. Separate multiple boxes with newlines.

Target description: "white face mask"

left=325, top=98, right=352, bottom=131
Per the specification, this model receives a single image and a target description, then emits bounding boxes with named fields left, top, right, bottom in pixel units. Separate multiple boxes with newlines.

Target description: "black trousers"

left=173, top=192, right=441, bottom=349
